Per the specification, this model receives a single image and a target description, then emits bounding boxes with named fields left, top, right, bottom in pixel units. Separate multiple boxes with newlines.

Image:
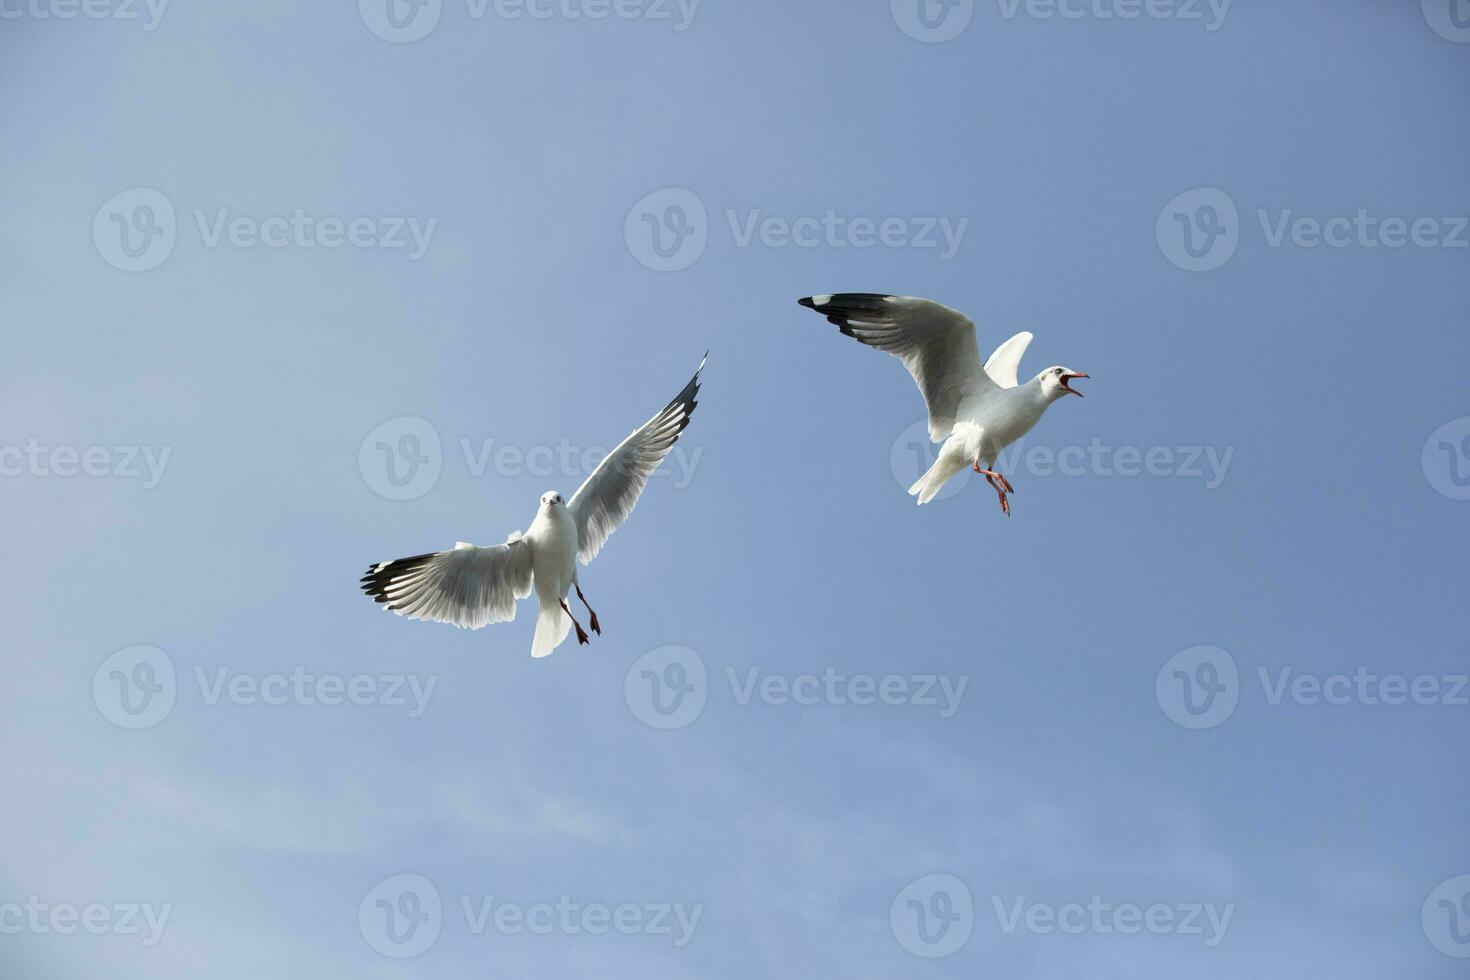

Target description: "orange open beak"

left=1060, top=372, right=1089, bottom=397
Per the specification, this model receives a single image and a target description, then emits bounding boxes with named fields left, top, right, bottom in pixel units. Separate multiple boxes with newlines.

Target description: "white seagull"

left=797, top=294, right=1087, bottom=515
left=361, top=356, right=704, bottom=657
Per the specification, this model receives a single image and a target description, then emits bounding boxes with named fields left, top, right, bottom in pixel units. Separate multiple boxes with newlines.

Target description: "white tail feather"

left=909, top=423, right=984, bottom=505
left=909, top=455, right=966, bottom=505
left=530, top=598, right=572, bottom=658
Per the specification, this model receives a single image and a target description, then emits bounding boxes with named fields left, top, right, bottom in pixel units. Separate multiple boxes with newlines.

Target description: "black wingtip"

left=360, top=553, right=436, bottom=606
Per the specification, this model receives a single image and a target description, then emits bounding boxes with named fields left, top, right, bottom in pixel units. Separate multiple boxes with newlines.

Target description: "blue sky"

left=2, top=0, right=1468, bottom=976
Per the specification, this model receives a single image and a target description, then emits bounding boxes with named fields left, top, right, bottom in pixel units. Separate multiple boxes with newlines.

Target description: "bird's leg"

left=971, top=460, right=1016, bottom=493
left=575, top=583, right=601, bottom=635
left=973, top=465, right=1013, bottom=517
left=560, top=599, right=590, bottom=645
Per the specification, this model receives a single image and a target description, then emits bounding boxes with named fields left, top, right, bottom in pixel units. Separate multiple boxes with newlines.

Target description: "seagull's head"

left=1039, top=365, right=1088, bottom=401
left=540, top=491, right=564, bottom=509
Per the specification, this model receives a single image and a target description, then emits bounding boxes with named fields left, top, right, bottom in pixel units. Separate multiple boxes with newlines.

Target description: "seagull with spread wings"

left=361, top=356, right=704, bottom=657
left=797, top=294, right=1087, bottom=515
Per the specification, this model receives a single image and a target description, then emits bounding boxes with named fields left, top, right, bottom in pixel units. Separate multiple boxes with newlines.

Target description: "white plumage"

left=362, top=356, right=704, bottom=657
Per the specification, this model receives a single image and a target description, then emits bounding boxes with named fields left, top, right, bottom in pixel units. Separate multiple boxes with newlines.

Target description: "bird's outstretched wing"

left=797, top=293, right=994, bottom=442
left=360, top=535, right=533, bottom=629
left=568, top=355, right=704, bottom=565
left=984, top=330, right=1034, bottom=389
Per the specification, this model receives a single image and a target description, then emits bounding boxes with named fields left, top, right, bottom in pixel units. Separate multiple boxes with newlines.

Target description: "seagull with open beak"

left=797, top=293, right=1089, bottom=516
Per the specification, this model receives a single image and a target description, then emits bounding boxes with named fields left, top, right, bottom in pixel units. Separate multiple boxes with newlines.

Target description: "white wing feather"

left=983, top=330, right=1033, bottom=389
left=568, top=356, right=704, bottom=565
left=361, top=537, right=534, bottom=629
left=798, top=294, right=995, bottom=442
